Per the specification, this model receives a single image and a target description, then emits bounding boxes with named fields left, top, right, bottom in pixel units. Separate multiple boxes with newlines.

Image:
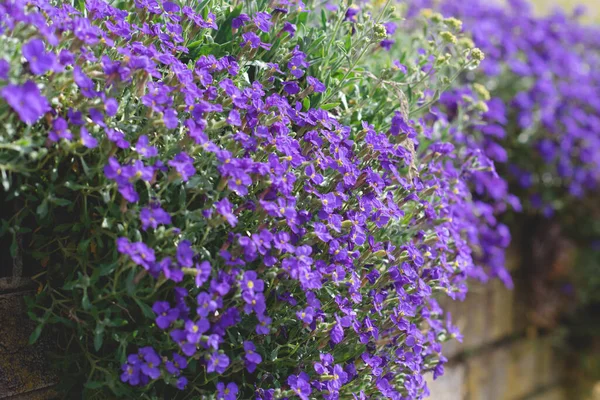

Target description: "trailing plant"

left=0, top=0, right=506, bottom=398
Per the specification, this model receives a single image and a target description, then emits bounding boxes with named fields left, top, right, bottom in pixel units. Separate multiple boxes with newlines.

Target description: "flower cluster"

left=409, top=0, right=600, bottom=217
left=1, top=0, right=507, bottom=398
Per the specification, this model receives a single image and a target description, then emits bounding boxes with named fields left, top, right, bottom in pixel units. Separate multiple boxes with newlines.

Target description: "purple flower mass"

left=0, top=0, right=571, bottom=398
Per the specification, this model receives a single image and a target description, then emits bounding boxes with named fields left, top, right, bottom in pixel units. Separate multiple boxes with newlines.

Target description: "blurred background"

left=531, top=0, right=600, bottom=20
left=424, top=0, right=600, bottom=399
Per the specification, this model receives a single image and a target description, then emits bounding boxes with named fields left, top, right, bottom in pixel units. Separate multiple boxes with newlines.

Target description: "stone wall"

left=427, top=274, right=567, bottom=400
left=0, top=277, right=57, bottom=399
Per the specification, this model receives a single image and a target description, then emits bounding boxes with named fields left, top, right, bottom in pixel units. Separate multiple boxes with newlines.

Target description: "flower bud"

left=473, top=83, right=490, bottom=101
left=440, top=31, right=457, bottom=44
left=372, top=24, right=387, bottom=41
left=474, top=100, right=489, bottom=113
left=471, top=48, right=485, bottom=61
left=444, top=17, right=463, bottom=31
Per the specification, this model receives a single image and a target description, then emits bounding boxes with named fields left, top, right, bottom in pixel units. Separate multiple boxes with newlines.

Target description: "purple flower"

left=307, top=76, right=326, bottom=93
left=253, top=12, right=272, bottom=32
left=390, top=111, right=415, bottom=137
left=196, top=292, right=219, bottom=317
left=328, top=364, right=348, bottom=390
left=227, top=109, right=242, bottom=126
left=79, top=127, right=98, bottom=148
left=48, top=117, right=73, bottom=142
left=22, top=39, right=55, bottom=75
left=135, top=135, right=158, bottom=158
left=131, top=160, right=153, bottom=181
left=73, top=66, right=97, bottom=98
left=288, top=372, right=312, bottom=400
left=106, top=128, right=130, bottom=148
left=104, top=157, right=133, bottom=185
left=243, top=341, right=262, bottom=373
left=242, top=291, right=266, bottom=315
left=185, top=318, right=210, bottom=344
left=164, top=108, right=178, bottom=129
left=152, top=301, right=179, bottom=330
left=241, top=270, right=264, bottom=293
left=296, top=306, right=315, bottom=324
left=287, top=47, right=309, bottom=78
left=256, top=314, right=272, bottom=335
left=227, top=168, right=252, bottom=196
left=105, top=98, right=118, bottom=116
left=140, top=206, right=172, bottom=230
left=0, top=59, right=10, bottom=80
left=282, top=22, right=296, bottom=37
left=195, top=261, right=211, bottom=287
left=241, top=32, right=272, bottom=50
left=1, top=81, right=50, bottom=124
left=121, top=363, right=142, bottom=385
left=176, top=240, right=194, bottom=267
left=139, top=347, right=161, bottom=379
left=232, top=13, right=251, bottom=29
left=282, top=81, right=300, bottom=95
left=130, top=242, right=156, bottom=269
left=215, top=198, right=238, bottom=227
left=168, top=152, right=195, bottom=181
left=176, top=376, right=188, bottom=390
left=207, top=352, right=230, bottom=374
left=217, top=382, right=238, bottom=400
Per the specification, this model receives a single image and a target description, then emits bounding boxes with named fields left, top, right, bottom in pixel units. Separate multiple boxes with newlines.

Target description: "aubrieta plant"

left=0, top=0, right=502, bottom=398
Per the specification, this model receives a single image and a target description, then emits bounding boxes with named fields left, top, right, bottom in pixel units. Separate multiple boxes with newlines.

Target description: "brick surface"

left=0, top=291, right=56, bottom=399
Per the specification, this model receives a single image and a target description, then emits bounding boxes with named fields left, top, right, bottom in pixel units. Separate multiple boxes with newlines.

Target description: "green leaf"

left=78, top=238, right=91, bottom=254
left=297, top=11, right=309, bottom=25
left=29, top=324, right=43, bottom=344
left=320, top=102, right=340, bottom=110
left=214, top=5, right=242, bottom=45
left=94, top=324, right=105, bottom=351
left=36, top=199, right=48, bottom=218
left=82, top=288, right=91, bottom=310
left=135, top=298, right=155, bottom=320
left=51, top=197, right=72, bottom=206
left=302, top=97, right=310, bottom=111
left=84, top=381, right=103, bottom=390
left=270, top=347, right=279, bottom=361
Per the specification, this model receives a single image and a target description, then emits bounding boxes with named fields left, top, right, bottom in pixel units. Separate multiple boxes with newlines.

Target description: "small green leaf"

left=51, top=197, right=72, bottom=206
left=302, top=97, right=310, bottom=111
left=36, top=199, right=48, bottom=218
left=82, top=288, right=91, bottom=310
left=29, top=324, right=43, bottom=344
left=135, top=298, right=155, bottom=319
left=84, top=381, right=103, bottom=390
left=94, top=324, right=105, bottom=351
left=320, top=102, right=340, bottom=110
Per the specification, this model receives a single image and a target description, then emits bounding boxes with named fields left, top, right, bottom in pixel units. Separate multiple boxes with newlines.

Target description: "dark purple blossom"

left=288, top=372, right=312, bottom=400
left=168, top=152, right=195, bottom=181
left=22, top=39, right=55, bottom=75
left=1, top=81, right=50, bottom=124
left=207, top=352, right=230, bottom=374
left=217, top=382, right=238, bottom=400
left=152, top=301, right=179, bottom=330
